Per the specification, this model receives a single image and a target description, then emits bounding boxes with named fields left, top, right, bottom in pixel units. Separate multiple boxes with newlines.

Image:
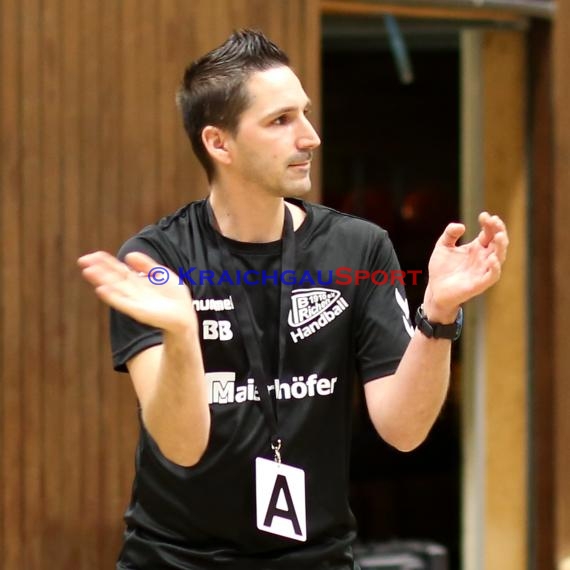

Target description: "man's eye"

left=273, top=115, right=288, bottom=125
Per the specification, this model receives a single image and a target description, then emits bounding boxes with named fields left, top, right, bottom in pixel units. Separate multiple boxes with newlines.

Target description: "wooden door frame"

left=319, top=3, right=570, bottom=568
left=319, top=3, right=544, bottom=569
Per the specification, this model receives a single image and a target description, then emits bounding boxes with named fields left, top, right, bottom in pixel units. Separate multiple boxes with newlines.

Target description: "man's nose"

left=298, top=116, right=321, bottom=150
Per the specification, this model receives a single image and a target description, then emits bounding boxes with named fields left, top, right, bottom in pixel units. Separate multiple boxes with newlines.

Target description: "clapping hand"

left=78, top=251, right=196, bottom=333
left=422, top=212, right=509, bottom=322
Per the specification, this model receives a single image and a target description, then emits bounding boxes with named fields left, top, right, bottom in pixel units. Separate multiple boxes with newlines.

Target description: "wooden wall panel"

left=41, top=0, right=64, bottom=564
left=482, top=31, right=528, bottom=570
left=78, top=1, right=103, bottom=566
left=553, top=0, right=570, bottom=566
left=99, top=1, right=122, bottom=565
left=61, top=0, right=82, bottom=565
left=0, top=1, right=320, bottom=568
left=1, top=1, right=23, bottom=568
left=21, top=0, right=43, bottom=566
left=528, top=19, right=554, bottom=570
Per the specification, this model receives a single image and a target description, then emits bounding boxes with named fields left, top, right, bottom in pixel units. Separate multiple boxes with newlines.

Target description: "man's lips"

left=288, top=152, right=312, bottom=168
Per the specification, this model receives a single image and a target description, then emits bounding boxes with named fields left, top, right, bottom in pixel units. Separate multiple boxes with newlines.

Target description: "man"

left=78, top=29, right=508, bottom=570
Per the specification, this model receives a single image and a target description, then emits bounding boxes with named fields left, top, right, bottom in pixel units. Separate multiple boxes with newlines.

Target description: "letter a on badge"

left=255, top=457, right=307, bottom=541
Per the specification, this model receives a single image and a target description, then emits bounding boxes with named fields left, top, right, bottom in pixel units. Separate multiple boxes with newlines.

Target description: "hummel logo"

left=395, top=289, right=414, bottom=338
left=193, top=296, right=234, bottom=312
left=288, top=288, right=349, bottom=343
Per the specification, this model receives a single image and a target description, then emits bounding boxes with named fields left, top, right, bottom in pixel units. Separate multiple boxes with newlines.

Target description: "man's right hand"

left=78, top=251, right=197, bottom=334
left=78, top=250, right=210, bottom=467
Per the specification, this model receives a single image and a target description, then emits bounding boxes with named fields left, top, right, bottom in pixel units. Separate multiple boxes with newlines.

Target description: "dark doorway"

left=321, top=16, right=461, bottom=568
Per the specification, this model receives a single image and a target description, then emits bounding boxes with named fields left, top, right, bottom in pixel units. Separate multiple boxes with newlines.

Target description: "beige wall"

left=482, top=31, right=528, bottom=570
left=461, top=28, right=528, bottom=570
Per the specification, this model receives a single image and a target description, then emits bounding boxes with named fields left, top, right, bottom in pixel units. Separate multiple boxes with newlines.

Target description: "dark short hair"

left=176, top=29, right=290, bottom=182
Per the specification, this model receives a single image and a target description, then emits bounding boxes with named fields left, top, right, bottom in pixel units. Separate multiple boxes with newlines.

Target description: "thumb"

left=124, top=251, right=164, bottom=273
left=437, top=223, right=465, bottom=248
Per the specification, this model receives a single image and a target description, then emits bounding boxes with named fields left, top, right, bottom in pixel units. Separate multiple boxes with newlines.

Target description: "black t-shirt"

left=111, top=199, right=413, bottom=570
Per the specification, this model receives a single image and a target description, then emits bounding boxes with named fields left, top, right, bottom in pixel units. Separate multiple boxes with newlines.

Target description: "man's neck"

left=208, top=185, right=305, bottom=243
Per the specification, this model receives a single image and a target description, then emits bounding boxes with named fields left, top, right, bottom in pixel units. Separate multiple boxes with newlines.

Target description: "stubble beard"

left=280, top=167, right=313, bottom=198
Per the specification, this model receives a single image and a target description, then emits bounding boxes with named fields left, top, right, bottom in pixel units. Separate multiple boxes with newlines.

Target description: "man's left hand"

left=422, top=211, right=509, bottom=323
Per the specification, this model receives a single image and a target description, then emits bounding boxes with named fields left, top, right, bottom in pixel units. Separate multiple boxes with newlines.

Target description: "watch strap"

left=414, top=305, right=463, bottom=341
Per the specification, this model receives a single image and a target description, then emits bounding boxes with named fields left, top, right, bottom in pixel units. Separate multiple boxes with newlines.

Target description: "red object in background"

left=340, top=186, right=396, bottom=232
left=400, top=187, right=455, bottom=234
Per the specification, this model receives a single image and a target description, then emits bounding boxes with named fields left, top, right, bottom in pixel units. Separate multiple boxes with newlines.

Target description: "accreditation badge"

left=255, top=457, right=307, bottom=541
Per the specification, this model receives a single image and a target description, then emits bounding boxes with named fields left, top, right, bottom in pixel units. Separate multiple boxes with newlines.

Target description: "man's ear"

left=202, top=126, right=232, bottom=167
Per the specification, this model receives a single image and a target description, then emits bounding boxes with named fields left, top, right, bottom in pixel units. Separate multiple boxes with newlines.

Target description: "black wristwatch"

left=414, top=305, right=463, bottom=341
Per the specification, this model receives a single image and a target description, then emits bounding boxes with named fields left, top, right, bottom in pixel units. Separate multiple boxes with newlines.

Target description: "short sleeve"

left=110, top=237, right=166, bottom=373
left=355, top=232, right=414, bottom=383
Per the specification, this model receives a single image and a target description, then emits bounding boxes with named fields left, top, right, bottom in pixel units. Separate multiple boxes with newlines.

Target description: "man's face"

left=226, top=66, right=321, bottom=197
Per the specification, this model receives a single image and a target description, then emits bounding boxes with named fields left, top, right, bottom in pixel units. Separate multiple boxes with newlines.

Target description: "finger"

left=81, top=264, right=128, bottom=289
left=93, top=283, right=145, bottom=315
left=490, top=214, right=507, bottom=233
left=124, top=251, right=163, bottom=274
left=79, top=250, right=159, bottom=275
left=79, top=252, right=133, bottom=288
left=467, top=254, right=502, bottom=298
left=477, top=212, right=508, bottom=248
left=437, top=223, right=466, bottom=248
left=478, top=226, right=509, bottom=264
left=77, top=250, right=118, bottom=270
left=78, top=250, right=133, bottom=277
left=478, top=211, right=491, bottom=225
left=481, top=254, right=502, bottom=286
left=477, top=212, right=496, bottom=247
left=492, top=230, right=509, bottom=264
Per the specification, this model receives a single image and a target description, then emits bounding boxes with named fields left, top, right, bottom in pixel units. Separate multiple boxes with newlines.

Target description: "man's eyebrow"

left=263, top=100, right=313, bottom=119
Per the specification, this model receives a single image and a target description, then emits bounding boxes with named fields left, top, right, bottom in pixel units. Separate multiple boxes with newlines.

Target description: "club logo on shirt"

left=288, top=288, right=349, bottom=344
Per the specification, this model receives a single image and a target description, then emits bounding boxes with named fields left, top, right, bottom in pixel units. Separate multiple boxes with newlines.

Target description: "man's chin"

left=281, top=181, right=312, bottom=198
